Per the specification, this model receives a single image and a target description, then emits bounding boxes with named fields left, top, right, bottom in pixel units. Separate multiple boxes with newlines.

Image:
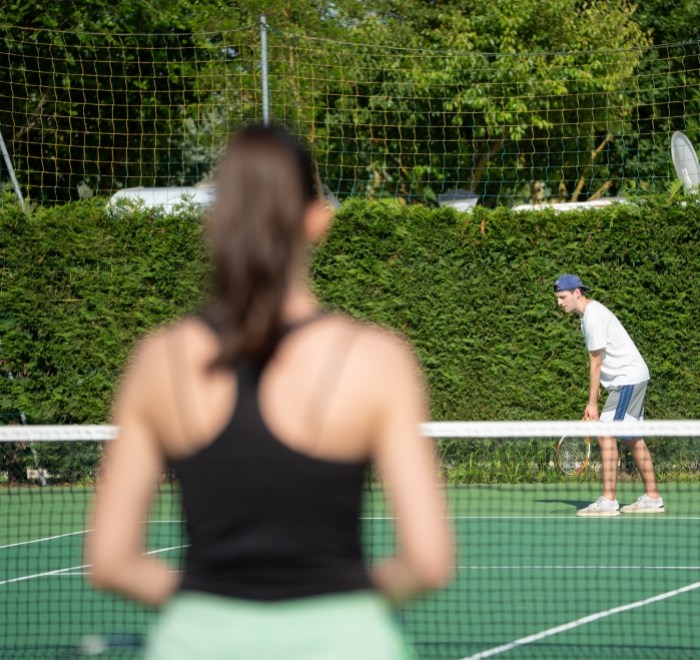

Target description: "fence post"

left=0, top=127, right=25, bottom=210
left=260, top=15, right=270, bottom=125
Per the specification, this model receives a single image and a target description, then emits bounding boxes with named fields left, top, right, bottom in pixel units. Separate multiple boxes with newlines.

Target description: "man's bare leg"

left=598, top=435, right=618, bottom=500
left=624, top=438, right=660, bottom=498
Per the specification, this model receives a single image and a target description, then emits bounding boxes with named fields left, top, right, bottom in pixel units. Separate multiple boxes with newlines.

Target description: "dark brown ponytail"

left=206, top=124, right=318, bottom=367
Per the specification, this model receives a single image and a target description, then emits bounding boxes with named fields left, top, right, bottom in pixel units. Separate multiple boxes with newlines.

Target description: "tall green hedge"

left=314, top=198, right=700, bottom=422
left=0, top=197, right=209, bottom=481
left=0, top=196, right=209, bottom=424
left=0, top=195, right=698, bottom=481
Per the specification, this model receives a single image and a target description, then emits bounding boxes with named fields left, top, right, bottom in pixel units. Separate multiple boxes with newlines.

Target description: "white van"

left=107, top=185, right=215, bottom=213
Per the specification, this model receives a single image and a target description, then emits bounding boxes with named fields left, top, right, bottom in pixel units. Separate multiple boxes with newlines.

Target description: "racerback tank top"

left=170, top=318, right=372, bottom=601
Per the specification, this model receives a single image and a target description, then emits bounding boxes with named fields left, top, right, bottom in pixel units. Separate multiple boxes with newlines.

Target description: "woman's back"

left=165, top=314, right=379, bottom=600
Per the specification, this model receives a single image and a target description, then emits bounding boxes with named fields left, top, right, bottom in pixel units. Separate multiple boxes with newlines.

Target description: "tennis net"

left=1, top=421, right=699, bottom=659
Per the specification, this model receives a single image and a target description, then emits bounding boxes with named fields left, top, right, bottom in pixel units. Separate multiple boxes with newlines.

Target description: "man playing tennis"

left=554, top=274, right=664, bottom=517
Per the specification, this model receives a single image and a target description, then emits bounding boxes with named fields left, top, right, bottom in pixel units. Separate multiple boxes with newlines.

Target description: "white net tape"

left=422, top=420, right=700, bottom=438
left=0, top=425, right=118, bottom=442
left=1, top=421, right=700, bottom=442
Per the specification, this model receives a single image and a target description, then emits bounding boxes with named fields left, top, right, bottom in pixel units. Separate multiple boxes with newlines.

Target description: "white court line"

left=462, top=580, right=700, bottom=659
left=0, top=563, right=88, bottom=586
left=361, top=515, right=700, bottom=521
left=1, top=515, right=691, bottom=548
left=56, top=570, right=184, bottom=577
left=48, top=564, right=700, bottom=577
left=457, top=565, right=700, bottom=571
left=145, top=545, right=187, bottom=556
left=361, top=516, right=592, bottom=520
left=0, top=529, right=87, bottom=550
left=0, top=521, right=184, bottom=551
left=0, top=544, right=187, bottom=586
left=447, top=515, right=700, bottom=520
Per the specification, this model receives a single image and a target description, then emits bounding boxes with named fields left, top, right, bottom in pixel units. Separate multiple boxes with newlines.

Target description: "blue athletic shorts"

left=601, top=381, right=647, bottom=423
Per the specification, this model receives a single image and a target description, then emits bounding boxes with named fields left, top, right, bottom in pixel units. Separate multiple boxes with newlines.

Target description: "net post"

left=0, top=126, right=25, bottom=210
left=260, top=15, right=270, bottom=126
left=2, top=365, right=47, bottom=486
left=17, top=405, right=48, bottom=488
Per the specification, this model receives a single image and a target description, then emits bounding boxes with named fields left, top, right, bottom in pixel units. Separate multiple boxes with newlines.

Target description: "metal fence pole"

left=0, top=127, right=25, bottom=210
left=260, top=15, right=270, bottom=125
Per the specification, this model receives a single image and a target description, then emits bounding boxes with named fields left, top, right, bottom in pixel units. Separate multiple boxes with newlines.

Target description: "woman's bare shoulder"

left=123, top=316, right=218, bottom=375
left=324, top=313, right=419, bottom=372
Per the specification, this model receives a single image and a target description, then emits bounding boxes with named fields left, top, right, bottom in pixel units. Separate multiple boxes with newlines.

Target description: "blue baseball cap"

left=553, top=274, right=590, bottom=292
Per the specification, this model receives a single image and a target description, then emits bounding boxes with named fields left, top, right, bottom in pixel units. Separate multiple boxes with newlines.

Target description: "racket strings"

left=558, top=437, right=590, bottom=475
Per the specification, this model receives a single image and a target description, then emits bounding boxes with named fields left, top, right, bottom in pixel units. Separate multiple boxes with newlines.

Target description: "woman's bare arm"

left=87, top=335, right=180, bottom=607
left=367, top=334, right=454, bottom=603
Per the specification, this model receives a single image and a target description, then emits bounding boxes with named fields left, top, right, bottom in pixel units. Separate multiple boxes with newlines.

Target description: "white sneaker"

left=620, top=494, right=665, bottom=514
left=576, top=496, right=620, bottom=517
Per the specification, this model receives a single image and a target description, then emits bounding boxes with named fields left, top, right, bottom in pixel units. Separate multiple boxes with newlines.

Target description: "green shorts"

left=145, top=590, right=414, bottom=660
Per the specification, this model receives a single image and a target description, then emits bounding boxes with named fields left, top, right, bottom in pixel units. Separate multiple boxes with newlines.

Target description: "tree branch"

left=589, top=180, right=612, bottom=200
left=571, top=132, right=613, bottom=202
left=470, top=135, right=507, bottom=190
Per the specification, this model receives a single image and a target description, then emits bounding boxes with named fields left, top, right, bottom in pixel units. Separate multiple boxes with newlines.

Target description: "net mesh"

left=0, top=21, right=698, bottom=205
left=1, top=422, right=699, bottom=658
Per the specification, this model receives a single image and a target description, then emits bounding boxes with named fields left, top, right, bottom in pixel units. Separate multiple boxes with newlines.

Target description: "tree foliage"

left=0, top=0, right=697, bottom=204
left=0, top=1, right=215, bottom=199
left=310, top=0, right=651, bottom=203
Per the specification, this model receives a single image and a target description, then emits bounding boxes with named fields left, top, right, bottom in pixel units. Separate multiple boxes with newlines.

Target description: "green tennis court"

left=1, top=482, right=698, bottom=659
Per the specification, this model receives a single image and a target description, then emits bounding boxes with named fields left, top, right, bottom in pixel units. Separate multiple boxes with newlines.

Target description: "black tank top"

left=170, top=318, right=372, bottom=601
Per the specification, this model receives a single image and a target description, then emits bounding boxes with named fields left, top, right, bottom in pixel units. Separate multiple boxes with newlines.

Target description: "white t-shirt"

left=580, top=300, right=649, bottom=389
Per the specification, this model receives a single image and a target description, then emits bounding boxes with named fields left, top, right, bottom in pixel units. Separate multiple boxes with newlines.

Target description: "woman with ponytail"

left=88, top=124, right=453, bottom=659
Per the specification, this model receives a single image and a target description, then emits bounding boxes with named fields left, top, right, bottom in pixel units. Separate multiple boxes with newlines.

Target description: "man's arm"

left=585, top=349, right=603, bottom=420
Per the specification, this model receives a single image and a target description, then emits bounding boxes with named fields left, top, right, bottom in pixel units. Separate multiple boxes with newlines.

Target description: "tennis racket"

left=556, top=433, right=590, bottom=476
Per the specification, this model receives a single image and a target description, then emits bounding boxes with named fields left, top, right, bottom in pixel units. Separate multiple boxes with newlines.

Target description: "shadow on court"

left=535, top=498, right=593, bottom=511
